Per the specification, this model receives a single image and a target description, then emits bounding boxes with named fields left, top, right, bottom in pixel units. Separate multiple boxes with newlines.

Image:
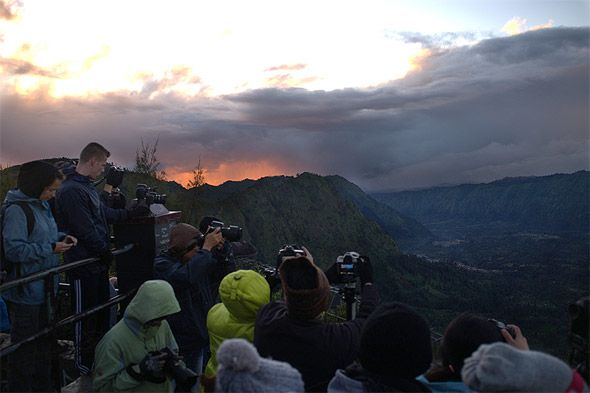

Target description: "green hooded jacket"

left=204, top=270, right=270, bottom=379
left=93, top=280, right=181, bottom=392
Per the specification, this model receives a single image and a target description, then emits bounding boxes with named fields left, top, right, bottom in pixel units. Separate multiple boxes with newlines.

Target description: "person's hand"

left=127, top=204, right=151, bottom=219
left=111, top=191, right=127, bottom=209
left=127, top=351, right=168, bottom=383
left=53, top=241, right=73, bottom=254
left=358, top=256, right=374, bottom=285
left=64, top=235, right=78, bottom=246
left=301, top=246, right=314, bottom=264
left=99, top=249, right=114, bottom=268
left=501, top=324, right=529, bottom=350
left=202, top=228, right=223, bottom=251
left=105, top=166, right=124, bottom=188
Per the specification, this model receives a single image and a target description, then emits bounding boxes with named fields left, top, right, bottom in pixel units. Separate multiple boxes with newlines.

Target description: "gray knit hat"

left=215, top=339, right=304, bottom=393
left=461, top=342, right=577, bottom=392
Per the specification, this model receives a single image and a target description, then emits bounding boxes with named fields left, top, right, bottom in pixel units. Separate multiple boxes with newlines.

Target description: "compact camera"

left=275, top=244, right=306, bottom=269
left=488, top=318, right=517, bottom=338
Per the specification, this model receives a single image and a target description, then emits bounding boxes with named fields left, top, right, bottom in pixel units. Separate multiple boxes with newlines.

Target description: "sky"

left=0, top=0, right=588, bottom=191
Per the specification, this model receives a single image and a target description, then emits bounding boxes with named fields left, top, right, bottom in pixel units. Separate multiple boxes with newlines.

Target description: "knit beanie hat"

left=215, top=338, right=304, bottom=393
left=359, top=302, right=432, bottom=379
left=278, top=256, right=331, bottom=320
left=17, top=160, right=62, bottom=199
left=462, top=342, right=579, bottom=392
left=168, top=223, right=200, bottom=256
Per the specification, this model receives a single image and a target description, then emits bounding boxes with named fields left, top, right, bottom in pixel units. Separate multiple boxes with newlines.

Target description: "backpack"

left=0, top=201, right=35, bottom=284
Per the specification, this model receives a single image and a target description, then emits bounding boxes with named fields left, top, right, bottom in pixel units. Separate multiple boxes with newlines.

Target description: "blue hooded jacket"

left=2, top=189, right=64, bottom=305
left=55, top=172, right=127, bottom=278
left=153, top=249, right=234, bottom=354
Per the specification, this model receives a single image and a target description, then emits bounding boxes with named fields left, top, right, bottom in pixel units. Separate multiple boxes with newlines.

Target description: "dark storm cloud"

left=0, top=57, right=63, bottom=77
left=1, top=27, right=588, bottom=190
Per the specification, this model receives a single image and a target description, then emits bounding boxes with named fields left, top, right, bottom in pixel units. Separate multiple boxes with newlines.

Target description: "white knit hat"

left=215, top=339, right=304, bottom=393
left=461, top=342, right=582, bottom=392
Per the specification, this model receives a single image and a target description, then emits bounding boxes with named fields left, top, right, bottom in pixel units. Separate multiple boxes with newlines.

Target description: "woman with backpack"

left=1, top=160, right=77, bottom=392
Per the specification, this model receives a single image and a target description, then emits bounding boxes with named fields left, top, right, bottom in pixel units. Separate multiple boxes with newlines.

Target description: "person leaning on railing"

left=1, top=160, right=77, bottom=392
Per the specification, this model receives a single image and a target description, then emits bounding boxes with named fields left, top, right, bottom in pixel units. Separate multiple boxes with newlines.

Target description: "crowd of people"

left=0, top=142, right=588, bottom=393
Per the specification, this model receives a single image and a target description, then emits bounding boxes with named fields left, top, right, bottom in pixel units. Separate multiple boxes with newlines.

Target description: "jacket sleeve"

left=57, top=187, right=109, bottom=255
left=3, top=205, right=53, bottom=263
left=103, top=204, right=129, bottom=224
left=92, top=339, right=142, bottom=392
left=154, top=251, right=215, bottom=289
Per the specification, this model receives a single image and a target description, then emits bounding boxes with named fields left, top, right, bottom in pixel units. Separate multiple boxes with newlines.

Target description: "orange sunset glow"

left=165, top=160, right=291, bottom=188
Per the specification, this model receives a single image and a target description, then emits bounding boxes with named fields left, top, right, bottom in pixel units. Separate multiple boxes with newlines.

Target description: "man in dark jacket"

left=153, top=222, right=235, bottom=384
left=55, top=142, right=143, bottom=377
left=254, top=250, right=379, bottom=392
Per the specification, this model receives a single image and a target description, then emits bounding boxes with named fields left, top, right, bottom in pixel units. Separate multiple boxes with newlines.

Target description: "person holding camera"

left=253, top=248, right=379, bottom=392
left=93, top=280, right=197, bottom=392
left=1, top=160, right=77, bottom=392
left=55, top=142, right=148, bottom=377
left=153, top=222, right=236, bottom=387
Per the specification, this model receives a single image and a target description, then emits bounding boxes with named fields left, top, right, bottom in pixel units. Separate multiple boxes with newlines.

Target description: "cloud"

left=0, top=0, right=20, bottom=20
left=265, top=63, right=307, bottom=72
left=393, top=31, right=483, bottom=49
left=501, top=16, right=554, bottom=36
left=0, top=57, right=63, bottom=77
left=1, top=27, right=588, bottom=191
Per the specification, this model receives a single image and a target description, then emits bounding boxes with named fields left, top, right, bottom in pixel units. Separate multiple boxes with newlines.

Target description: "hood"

left=4, top=188, right=39, bottom=204
left=219, top=270, right=270, bottom=322
left=124, top=280, right=181, bottom=324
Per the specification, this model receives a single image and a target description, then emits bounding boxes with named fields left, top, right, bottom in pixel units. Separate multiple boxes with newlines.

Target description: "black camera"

left=136, top=184, right=167, bottom=206
left=208, top=220, right=242, bottom=242
left=159, top=347, right=198, bottom=391
left=276, top=244, right=306, bottom=270
left=335, top=251, right=361, bottom=282
left=488, top=318, right=517, bottom=339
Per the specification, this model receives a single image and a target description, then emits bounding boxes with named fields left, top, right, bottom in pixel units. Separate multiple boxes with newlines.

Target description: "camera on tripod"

left=136, top=184, right=167, bottom=206
left=335, top=251, right=361, bottom=283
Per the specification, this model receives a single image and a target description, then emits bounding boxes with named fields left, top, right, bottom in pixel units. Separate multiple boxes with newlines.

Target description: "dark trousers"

left=70, top=270, right=110, bottom=375
left=7, top=302, right=53, bottom=392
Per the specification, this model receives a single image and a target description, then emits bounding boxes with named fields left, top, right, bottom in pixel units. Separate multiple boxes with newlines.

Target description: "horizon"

left=2, top=158, right=586, bottom=193
left=1, top=1, right=589, bottom=191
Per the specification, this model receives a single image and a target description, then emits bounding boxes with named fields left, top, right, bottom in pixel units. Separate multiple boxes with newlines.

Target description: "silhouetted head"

left=439, top=312, right=504, bottom=375
left=17, top=160, right=64, bottom=199
left=279, top=256, right=330, bottom=320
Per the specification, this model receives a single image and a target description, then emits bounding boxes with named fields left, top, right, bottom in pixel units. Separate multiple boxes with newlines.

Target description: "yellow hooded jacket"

left=204, top=270, right=270, bottom=380
left=93, top=280, right=181, bottom=392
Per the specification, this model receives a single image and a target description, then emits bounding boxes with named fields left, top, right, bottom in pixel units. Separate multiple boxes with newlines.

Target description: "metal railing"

left=0, top=244, right=135, bottom=358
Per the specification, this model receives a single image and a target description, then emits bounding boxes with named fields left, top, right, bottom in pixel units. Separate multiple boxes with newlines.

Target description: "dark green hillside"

left=1, top=164, right=585, bottom=358
left=373, top=171, right=590, bottom=238
left=324, top=175, right=434, bottom=251
left=188, top=172, right=401, bottom=268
